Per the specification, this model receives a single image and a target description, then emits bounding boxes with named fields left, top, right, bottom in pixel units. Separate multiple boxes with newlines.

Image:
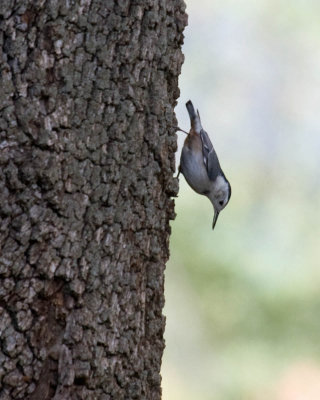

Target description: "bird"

left=177, top=100, right=231, bottom=230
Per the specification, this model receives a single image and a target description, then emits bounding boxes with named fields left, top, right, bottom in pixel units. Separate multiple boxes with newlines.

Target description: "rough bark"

left=0, top=1, right=187, bottom=399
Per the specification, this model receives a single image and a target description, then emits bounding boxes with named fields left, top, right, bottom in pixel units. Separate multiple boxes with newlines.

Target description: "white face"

left=215, top=194, right=229, bottom=211
left=208, top=176, right=231, bottom=230
left=211, top=176, right=231, bottom=212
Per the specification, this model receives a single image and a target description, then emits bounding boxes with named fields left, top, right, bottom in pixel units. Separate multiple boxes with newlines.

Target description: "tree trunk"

left=0, top=1, right=187, bottom=399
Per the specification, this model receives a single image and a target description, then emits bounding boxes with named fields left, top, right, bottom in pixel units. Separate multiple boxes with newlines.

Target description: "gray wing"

left=200, top=129, right=221, bottom=181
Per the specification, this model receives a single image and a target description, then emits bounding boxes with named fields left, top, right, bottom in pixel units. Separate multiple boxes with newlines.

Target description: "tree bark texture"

left=0, top=1, right=187, bottom=399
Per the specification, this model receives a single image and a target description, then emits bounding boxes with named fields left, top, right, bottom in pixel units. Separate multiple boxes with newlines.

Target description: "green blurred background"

left=162, top=0, right=320, bottom=399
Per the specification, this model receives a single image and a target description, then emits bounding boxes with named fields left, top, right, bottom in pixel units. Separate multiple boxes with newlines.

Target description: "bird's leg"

left=176, top=166, right=181, bottom=179
left=174, top=127, right=188, bottom=135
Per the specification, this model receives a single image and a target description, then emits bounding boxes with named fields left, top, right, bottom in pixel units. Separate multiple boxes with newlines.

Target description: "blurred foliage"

left=162, top=0, right=320, bottom=399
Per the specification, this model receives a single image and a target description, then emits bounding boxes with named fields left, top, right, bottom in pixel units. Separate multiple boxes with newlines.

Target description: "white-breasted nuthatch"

left=177, top=100, right=231, bottom=230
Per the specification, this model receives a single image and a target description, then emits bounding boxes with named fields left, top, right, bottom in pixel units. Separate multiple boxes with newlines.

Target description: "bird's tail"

left=186, top=100, right=202, bottom=133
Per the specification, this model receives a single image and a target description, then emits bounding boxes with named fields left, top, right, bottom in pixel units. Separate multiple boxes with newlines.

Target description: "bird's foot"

left=174, top=126, right=188, bottom=135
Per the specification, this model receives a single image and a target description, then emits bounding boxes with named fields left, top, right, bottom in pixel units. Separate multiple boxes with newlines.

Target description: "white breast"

left=180, top=146, right=210, bottom=194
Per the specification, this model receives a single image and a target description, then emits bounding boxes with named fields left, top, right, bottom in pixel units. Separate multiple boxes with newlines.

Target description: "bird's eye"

left=219, top=201, right=224, bottom=206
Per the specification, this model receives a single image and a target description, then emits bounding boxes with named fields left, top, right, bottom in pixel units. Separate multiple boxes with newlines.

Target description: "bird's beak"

left=212, top=209, right=220, bottom=230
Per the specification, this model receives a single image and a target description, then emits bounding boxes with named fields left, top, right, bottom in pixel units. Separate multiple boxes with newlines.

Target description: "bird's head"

left=209, top=176, right=231, bottom=230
